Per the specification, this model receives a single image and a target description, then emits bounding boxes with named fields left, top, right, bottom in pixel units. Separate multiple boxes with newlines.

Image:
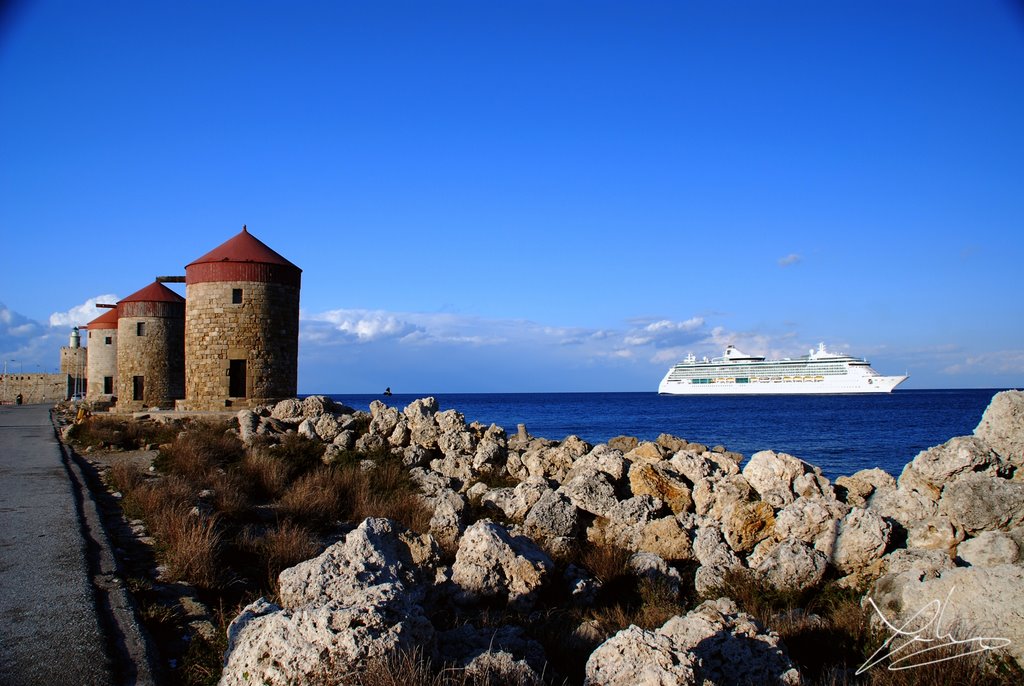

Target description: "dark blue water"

left=325, top=389, right=1009, bottom=480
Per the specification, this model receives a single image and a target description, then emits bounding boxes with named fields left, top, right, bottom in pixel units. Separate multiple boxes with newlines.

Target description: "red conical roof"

left=185, top=226, right=301, bottom=287
left=119, top=281, right=186, bottom=304
left=84, top=307, right=119, bottom=330
left=187, top=226, right=299, bottom=269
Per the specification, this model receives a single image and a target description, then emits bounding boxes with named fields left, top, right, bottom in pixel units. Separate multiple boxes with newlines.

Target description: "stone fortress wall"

left=0, top=374, right=67, bottom=404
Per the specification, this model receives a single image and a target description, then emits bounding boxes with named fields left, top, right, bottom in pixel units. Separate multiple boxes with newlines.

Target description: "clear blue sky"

left=2, top=1, right=1022, bottom=392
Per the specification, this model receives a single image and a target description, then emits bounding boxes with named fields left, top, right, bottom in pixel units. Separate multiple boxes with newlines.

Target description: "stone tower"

left=180, top=226, right=301, bottom=410
left=115, top=281, right=186, bottom=411
left=60, top=326, right=88, bottom=398
left=85, top=307, right=118, bottom=400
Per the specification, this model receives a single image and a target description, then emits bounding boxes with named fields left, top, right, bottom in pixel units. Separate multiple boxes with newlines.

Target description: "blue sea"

left=325, top=389, right=1011, bottom=481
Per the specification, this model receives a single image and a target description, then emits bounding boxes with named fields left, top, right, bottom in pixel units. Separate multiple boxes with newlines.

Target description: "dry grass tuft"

left=149, top=504, right=223, bottom=589
left=310, top=646, right=545, bottom=686
left=157, top=421, right=244, bottom=481
left=107, top=459, right=147, bottom=494
left=278, top=467, right=348, bottom=528
left=239, top=449, right=293, bottom=500
left=240, top=520, right=322, bottom=593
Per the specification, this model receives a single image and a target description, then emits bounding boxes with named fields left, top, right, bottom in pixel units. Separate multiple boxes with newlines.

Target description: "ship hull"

left=658, top=374, right=908, bottom=395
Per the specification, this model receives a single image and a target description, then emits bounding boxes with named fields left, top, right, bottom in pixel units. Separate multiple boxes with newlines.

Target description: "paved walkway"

left=0, top=404, right=152, bottom=685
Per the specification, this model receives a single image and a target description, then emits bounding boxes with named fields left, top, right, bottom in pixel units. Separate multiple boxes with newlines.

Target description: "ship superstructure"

left=658, top=343, right=907, bottom=395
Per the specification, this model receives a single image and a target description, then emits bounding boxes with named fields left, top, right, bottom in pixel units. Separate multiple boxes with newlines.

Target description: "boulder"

left=835, top=468, right=895, bottom=507
left=832, top=507, right=891, bottom=574
left=607, top=435, right=639, bottom=453
left=773, top=496, right=848, bottom=556
left=480, top=476, right=551, bottom=522
left=584, top=625, right=695, bottom=686
left=589, top=496, right=662, bottom=552
left=692, top=525, right=744, bottom=596
left=565, top=444, right=627, bottom=483
left=956, top=531, right=1021, bottom=567
left=655, top=433, right=688, bottom=453
left=559, top=468, right=619, bottom=517
left=451, top=520, right=554, bottom=609
left=867, top=563, right=1024, bottom=670
left=721, top=500, right=775, bottom=554
left=271, top=398, right=304, bottom=420
left=693, top=473, right=754, bottom=521
left=937, top=474, right=1024, bottom=534
left=403, top=397, right=440, bottom=448
left=898, top=436, right=1005, bottom=501
left=522, top=435, right=591, bottom=483
left=236, top=409, right=259, bottom=444
left=295, top=418, right=319, bottom=441
left=742, top=450, right=810, bottom=508
left=866, top=485, right=938, bottom=531
left=523, top=489, right=580, bottom=556
left=639, top=515, right=695, bottom=561
left=755, top=538, right=828, bottom=592
left=429, top=488, right=468, bottom=550
left=905, top=514, right=962, bottom=553
left=311, top=413, right=341, bottom=443
left=628, top=552, right=682, bottom=596
left=220, top=519, right=437, bottom=686
left=584, top=598, right=800, bottom=686
left=623, top=441, right=665, bottom=464
left=974, top=389, right=1024, bottom=470
left=628, top=462, right=693, bottom=514
left=301, top=395, right=348, bottom=417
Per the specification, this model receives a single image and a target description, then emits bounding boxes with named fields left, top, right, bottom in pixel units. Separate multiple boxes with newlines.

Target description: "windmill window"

left=232, top=288, right=243, bottom=304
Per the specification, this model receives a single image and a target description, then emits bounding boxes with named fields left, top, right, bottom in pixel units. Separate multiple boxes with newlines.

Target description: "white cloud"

left=307, top=308, right=423, bottom=342
left=49, top=294, right=119, bottom=328
left=942, top=350, right=1024, bottom=375
left=778, top=253, right=802, bottom=267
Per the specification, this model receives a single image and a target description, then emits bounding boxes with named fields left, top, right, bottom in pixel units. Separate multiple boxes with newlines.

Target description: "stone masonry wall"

left=181, top=280, right=299, bottom=411
left=0, top=374, right=67, bottom=404
left=116, top=314, right=185, bottom=411
left=86, top=329, right=118, bottom=399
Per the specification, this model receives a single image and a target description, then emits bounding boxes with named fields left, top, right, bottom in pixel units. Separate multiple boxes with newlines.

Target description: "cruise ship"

left=658, top=343, right=908, bottom=395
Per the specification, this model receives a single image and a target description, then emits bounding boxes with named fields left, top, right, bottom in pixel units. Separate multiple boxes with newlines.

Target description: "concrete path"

left=0, top=404, right=153, bottom=685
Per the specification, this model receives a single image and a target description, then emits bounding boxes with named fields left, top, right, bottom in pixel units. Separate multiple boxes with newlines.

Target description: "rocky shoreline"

left=206, top=390, right=1024, bottom=684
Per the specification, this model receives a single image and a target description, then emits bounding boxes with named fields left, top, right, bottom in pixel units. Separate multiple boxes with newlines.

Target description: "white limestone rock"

left=584, top=598, right=801, bottom=686
left=899, top=436, right=1006, bottom=501
left=937, top=473, right=1024, bottom=534
left=451, top=520, right=555, bottom=609
left=523, top=489, right=580, bottom=556
left=236, top=409, right=259, bottom=444
left=628, top=461, right=693, bottom=514
left=429, top=488, right=468, bottom=550
left=755, top=538, right=828, bottom=592
left=974, top=389, right=1024, bottom=470
left=832, top=507, right=891, bottom=573
left=905, top=514, right=962, bottom=553
left=742, top=450, right=813, bottom=508
left=220, top=518, right=438, bottom=686
left=271, top=398, right=304, bottom=420
left=590, top=495, right=663, bottom=552
left=480, top=476, right=551, bottom=522
left=773, top=496, right=848, bottom=557
left=559, top=467, right=619, bottom=517
left=956, top=530, right=1022, bottom=567
left=867, top=564, right=1024, bottom=670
